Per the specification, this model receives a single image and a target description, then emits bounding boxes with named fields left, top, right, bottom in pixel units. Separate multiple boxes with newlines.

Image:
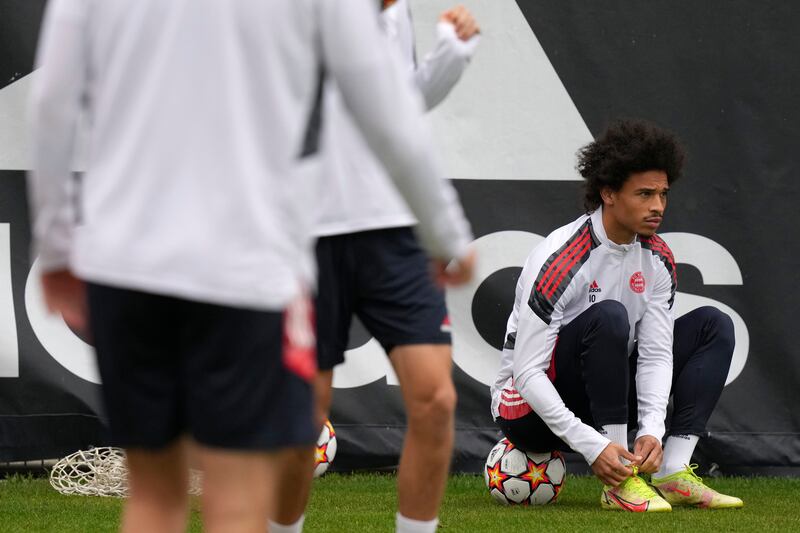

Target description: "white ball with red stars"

left=484, top=437, right=566, bottom=505
left=313, top=419, right=338, bottom=478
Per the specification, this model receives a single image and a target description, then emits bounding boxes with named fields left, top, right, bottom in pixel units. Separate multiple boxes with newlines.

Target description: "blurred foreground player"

left=29, top=0, right=474, bottom=532
left=491, top=119, right=743, bottom=512
left=271, top=3, right=479, bottom=533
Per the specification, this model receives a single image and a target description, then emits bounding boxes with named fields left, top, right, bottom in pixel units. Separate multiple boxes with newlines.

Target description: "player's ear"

left=600, top=186, right=615, bottom=206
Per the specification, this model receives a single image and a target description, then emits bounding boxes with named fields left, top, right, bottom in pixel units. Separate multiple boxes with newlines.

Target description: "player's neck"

left=601, top=208, right=636, bottom=245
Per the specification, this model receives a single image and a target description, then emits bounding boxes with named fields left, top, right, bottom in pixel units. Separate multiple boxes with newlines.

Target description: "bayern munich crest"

left=629, top=272, right=646, bottom=293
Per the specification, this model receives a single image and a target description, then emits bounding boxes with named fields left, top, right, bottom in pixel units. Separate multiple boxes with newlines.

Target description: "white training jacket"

left=490, top=208, right=675, bottom=465
left=316, top=0, right=479, bottom=237
left=28, top=0, right=473, bottom=311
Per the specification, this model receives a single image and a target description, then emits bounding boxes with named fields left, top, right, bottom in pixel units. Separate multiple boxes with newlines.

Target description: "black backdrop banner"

left=0, top=1, right=797, bottom=474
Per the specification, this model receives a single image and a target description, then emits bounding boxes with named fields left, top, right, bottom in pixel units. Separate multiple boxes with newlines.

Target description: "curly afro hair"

left=576, top=119, right=686, bottom=213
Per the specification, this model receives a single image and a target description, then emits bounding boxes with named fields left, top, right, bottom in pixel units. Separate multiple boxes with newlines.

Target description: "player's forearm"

left=28, top=9, right=85, bottom=271
left=414, top=23, right=478, bottom=110
left=28, top=159, right=76, bottom=271
left=29, top=85, right=81, bottom=271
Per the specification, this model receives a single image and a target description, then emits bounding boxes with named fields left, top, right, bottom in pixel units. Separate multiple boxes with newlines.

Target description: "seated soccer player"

left=490, top=119, right=743, bottom=512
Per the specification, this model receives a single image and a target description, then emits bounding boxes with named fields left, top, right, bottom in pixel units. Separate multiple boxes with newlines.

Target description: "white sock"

left=655, top=434, right=699, bottom=478
left=600, top=424, right=629, bottom=464
left=396, top=513, right=439, bottom=533
left=600, top=424, right=628, bottom=448
left=269, top=515, right=305, bottom=533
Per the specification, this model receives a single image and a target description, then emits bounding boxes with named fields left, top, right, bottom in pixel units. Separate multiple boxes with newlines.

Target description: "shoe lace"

left=625, top=466, right=657, bottom=498
left=683, top=463, right=703, bottom=483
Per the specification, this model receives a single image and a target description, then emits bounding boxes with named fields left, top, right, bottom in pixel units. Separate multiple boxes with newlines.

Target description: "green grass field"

left=0, top=473, right=798, bottom=532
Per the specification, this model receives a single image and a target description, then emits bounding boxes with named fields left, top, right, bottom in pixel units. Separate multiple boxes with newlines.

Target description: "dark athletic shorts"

left=87, top=283, right=317, bottom=450
left=315, top=226, right=451, bottom=371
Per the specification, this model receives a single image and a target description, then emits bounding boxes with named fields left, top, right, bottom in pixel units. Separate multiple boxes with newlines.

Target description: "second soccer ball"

left=314, top=419, right=338, bottom=478
left=484, top=437, right=566, bottom=505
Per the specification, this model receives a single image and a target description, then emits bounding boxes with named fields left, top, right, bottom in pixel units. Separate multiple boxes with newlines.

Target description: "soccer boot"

left=651, top=464, right=744, bottom=509
left=601, top=466, right=672, bottom=512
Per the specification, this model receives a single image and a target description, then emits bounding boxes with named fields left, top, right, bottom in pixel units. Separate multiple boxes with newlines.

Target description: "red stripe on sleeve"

left=536, top=228, right=588, bottom=292
left=540, top=232, right=590, bottom=297
left=546, top=241, right=591, bottom=298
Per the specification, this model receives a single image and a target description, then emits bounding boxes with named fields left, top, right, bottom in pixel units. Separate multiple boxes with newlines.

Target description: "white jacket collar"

left=589, top=206, right=638, bottom=253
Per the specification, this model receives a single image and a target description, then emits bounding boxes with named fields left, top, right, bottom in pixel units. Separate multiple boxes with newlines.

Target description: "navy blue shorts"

left=315, top=226, right=451, bottom=370
left=87, top=283, right=317, bottom=451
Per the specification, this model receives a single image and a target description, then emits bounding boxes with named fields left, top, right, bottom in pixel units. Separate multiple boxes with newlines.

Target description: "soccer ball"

left=484, top=438, right=566, bottom=505
left=313, top=419, right=337, bottom=478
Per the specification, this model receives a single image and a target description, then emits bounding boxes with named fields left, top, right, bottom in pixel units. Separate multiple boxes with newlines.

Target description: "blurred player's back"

left=34, top=0, right=471, bottom=312
left=44, top=0, right=324, bottom=307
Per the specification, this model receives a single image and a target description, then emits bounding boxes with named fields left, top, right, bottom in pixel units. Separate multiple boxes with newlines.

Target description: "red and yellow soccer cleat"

left=651, top=464, right=744, bottom=509
left=601, top=466, right=672, bottom=512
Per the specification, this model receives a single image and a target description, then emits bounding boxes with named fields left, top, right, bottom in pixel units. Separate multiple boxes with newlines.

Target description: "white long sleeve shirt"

left=491, top=208, right=675, bottom=464
left=29, top=0, right=473, bottom=311
left=315, top=0, right=479, bottom=237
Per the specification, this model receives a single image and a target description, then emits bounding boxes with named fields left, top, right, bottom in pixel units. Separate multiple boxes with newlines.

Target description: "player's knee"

left=707, top=307, right=735, bottom=355
left=691, top=306, right=735, bottom=355
left=588, top=300, right=629, bottom=339
left=427, top=383, right=457, bottom=423
left=408, top=382, right=457, bottom=428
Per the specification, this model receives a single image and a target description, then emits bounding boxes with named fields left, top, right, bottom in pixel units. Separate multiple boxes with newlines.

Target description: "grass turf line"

left=1, top=473, right=798, bottom=532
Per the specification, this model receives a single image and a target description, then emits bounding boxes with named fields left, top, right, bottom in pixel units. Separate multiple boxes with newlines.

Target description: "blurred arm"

left=411, top=21, right=479, bottom=109
left=28, top=0, right=89, bottom=271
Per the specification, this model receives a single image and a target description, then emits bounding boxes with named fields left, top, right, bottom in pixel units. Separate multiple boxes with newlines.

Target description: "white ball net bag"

left=49, top=447, right=203, bottom=497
